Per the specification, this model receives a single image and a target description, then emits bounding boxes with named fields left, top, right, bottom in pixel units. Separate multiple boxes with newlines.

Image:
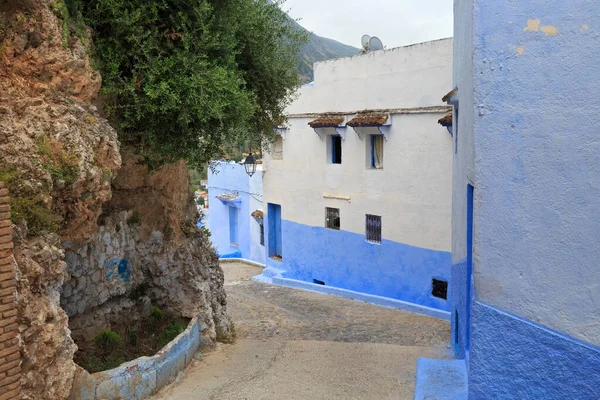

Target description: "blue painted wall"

left=445, top=0, right=600, bottom=397
left=266, top=218, right=451, bottom=311
left=469, top=301, right=600, bottom=400
left=208, top=163, right=265, bottom=264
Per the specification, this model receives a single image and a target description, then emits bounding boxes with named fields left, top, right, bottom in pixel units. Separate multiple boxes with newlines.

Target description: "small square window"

left=366, top=214, right=382, bottom=243
left=330, top=135, right=342, bottom=164
left=432, top=279, right=448, bottom=300
left=369, top=135, right=384, bottom=169
left=325, top=207, right=340, bottom=230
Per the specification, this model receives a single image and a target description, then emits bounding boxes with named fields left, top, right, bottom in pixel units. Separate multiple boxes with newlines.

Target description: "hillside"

left=295, top=23, right=360, bottom=82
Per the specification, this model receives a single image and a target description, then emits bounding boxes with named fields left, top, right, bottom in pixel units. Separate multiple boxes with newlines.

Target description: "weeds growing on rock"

left=126, top=211, right=141, bottom=225
left=0, top=167, right=61, bottom=236
left=36, top=135, right=80, bottom=185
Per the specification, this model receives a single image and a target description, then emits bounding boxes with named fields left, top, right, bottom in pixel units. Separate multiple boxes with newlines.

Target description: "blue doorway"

left=268, top=203, right=282, bottom=258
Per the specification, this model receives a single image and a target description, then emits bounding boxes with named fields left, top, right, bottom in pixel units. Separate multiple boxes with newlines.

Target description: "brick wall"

left=0, top=182, right=21, bottom=400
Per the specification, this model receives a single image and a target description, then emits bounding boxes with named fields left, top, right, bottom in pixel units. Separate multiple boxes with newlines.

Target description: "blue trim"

left=267, top=203, right=282, bottom=257
left=228, top=206, right=238, bottom=246
left=465, top=184, right=473, bottom=354
left=469, top=301, right=600, bottom=399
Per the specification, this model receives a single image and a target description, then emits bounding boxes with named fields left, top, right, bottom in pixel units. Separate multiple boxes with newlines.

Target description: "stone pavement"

left=151, top=261, right=451, bottom=400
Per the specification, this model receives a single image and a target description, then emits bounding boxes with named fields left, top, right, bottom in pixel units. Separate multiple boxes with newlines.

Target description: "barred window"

left=325, top=207, right=340, bottom=230
left=366, top=214, right=382, bottom=243
left=260, top=223, right=265, bottom=246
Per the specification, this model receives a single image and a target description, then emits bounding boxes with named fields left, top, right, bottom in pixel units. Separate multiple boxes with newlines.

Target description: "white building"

left=258, top=38, right=454, bottom=317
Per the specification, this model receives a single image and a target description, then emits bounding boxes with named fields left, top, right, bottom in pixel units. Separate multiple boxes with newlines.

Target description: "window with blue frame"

left=368, top=135, right=384, bottom=169
left=330, top=135, right=342, bottom=164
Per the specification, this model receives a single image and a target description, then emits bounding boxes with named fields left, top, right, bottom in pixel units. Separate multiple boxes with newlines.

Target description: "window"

left=369, top=135, right=384, bottom=169
left=432, top=278, right=448, bottom=300
left=330, top=135, right=342, bottom=164
left=325, top=207, right=340, bottom=230
left=229, top=206, right=238, bottom=247
left=272, top=136, right=283, bottom=160
left=365, top=214, right=382, bottom=243
left=259, top=222, right=264, bottom=246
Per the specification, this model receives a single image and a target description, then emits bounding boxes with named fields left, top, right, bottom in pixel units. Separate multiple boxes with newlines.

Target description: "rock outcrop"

left=1, top=2, right=121, bottom=398
left=0, top=1, right=231, bottom=399
left=65, top=155, right=232, bottom=346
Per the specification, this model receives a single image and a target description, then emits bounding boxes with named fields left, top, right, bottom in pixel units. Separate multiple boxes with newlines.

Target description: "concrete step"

left=414, top=358, right=468, bottom=400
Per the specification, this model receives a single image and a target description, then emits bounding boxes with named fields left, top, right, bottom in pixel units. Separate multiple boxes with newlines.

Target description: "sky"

left=280, top=0, right=453, bottom=49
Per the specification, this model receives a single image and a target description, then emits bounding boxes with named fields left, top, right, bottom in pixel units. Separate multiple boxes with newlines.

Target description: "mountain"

left=293, top=21, right=360, bottom=83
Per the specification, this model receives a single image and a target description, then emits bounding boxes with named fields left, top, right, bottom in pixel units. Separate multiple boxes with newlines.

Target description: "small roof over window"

left=308, top=115, right=345, bottom=128
left=347, top=113, right=388, bottom=127
left=251, top=210, right=264, bottom=219
left=438, top=113, right=452, bottom=127
left=216, top=193, right=241, bottom=208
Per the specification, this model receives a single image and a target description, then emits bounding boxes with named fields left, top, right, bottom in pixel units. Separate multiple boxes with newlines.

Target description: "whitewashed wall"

left=289, top=38, right=453, bottom=114
left=264, top=39, right=453, bottom=252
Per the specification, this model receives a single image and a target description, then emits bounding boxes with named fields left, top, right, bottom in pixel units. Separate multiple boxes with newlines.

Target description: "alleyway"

left=152, top=262, right=451, bottom=400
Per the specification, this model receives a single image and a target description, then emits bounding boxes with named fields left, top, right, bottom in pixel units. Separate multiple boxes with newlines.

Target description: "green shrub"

left=148, top=307, right=165, bottom=329
left=94, top=330, right=122, bottom=354
left=156, top=319, right=187, bottom=349
left=126, top=211, right=141, bottom=225
left=80, top=352, right=126, bottom=373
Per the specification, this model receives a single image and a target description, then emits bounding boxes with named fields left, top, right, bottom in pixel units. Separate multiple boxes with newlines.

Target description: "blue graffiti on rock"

left=118, top=258, right=131, bottom=281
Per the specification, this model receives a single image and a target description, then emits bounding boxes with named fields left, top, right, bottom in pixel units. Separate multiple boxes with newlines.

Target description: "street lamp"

left=244, top=153, right=257, bottom=177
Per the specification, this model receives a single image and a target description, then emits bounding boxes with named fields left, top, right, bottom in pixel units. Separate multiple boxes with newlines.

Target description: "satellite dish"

left=369, top=36, right=384, bottom=51
left=361, top=34, right=371, bottom=49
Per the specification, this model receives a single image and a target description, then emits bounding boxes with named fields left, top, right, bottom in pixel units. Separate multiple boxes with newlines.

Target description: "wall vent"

left=432, top=279, right=448, bottom=300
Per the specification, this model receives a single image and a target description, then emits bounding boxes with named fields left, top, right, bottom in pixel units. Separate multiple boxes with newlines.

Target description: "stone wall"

left=0, top=182, right=21, bottom=400
left=69, top=317, right=205, bottom=400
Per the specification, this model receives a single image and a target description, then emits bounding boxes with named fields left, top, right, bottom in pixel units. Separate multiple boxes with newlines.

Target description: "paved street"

left=152, top=262, right=451, bottom=400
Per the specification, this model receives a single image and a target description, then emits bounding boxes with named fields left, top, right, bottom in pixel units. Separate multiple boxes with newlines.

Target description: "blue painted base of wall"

left=469, top=301, right=600, bottom=399
left=252, top=272, right=450, bottom=320
left=271, top=219, right=452, bottom=312
left=450, top=259, right=469, bottom=359
left=414, top=358, right=467, bottom=400
left=218, top=249, right=242, bottom=259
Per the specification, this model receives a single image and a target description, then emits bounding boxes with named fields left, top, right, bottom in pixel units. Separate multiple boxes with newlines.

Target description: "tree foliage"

left=68, top=0, right=305, bottom=168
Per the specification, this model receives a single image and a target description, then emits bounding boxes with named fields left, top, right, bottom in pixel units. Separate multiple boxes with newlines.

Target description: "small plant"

left=128, top=283, right=149, bottom=301
left=94, top=330, right=122, bottom=355
left=156, top=319, right=187, bottom=349
left=127, top=211, right=141, bottom=225
left=101, top=169, right=113, bottom=183
left=11, top=195, right=61, bottom=236
left=200, top=226, right=211, bottom=239
left=36, top=135, right=80, bottom=185
left=216, top=324, right=236, bottom=344
left=127, top=327, right=139, bottom=347
left=149, top=306, right=165, bottom=324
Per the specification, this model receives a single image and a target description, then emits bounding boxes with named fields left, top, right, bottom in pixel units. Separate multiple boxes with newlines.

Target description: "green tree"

left=70, top=0, right=305, bottom=168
